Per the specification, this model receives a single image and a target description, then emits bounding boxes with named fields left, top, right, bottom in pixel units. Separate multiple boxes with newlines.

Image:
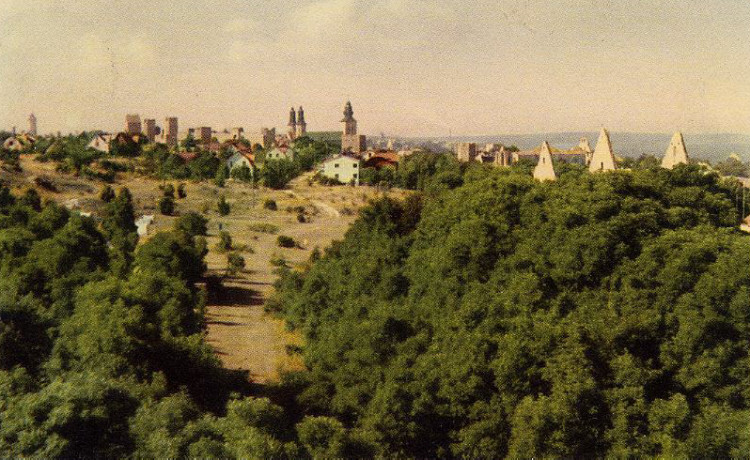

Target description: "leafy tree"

left=174, top=212, right=208, bottom=237
left=159, top=196, right=175, bottom=216
left=216, top=231, right=232, bottom=251
left=99, top=184, right=115, bottom=202
left=177, top=183, right=187, bottom=198
left=262, top=159, right=298, bottom=190
left=227, top=252, right=245, bottom=275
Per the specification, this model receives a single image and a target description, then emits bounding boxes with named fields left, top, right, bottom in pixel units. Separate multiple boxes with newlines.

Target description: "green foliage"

left=262, top=159, right=299, bottom=190
left=263, top=198, right=278, bottom=211
left=229, top=164, right=254, bottom=183
left=248, top=222, right=279, bottom=234
left=215, top=231, right=232, bottom=252
left=227, top=252, right=245, bottom=275
left=177, top=183, right=187, bottom=198
left=217, top=195, right=230, bottom=216
left=276, top=235, right=296, bottom=248
left=99, top=184, right=115, bottom=202
left=158, top=196, right=175, bottom=216
left=272, top=166, right=749, bottom=457
left=161, top=183, right=175, bottom=198
left=714, top=155, right=748, bottom=177
left=214, top=165, right=228, bottom=187
left=174, top=212, right=208, bottom=237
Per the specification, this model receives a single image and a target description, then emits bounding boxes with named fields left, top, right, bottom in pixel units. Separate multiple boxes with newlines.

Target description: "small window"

left=334, top=163, right=339, bottom=168
left=353, top=163, right=358, bottom=168
left=353, top=173, right=357, bottom=178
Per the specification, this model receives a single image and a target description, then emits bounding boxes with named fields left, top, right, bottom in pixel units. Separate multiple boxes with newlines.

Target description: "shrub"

left=263, top=199, right=277, bottom=211
left=297, top=213, right=306, bottom=223
left=177, top=183, right=187, bottom=198
left=227, top=252, right=245, bottom=275
left=276, top=235, right=296, bottom=248
left=161, top=183, right=175, bottom=198
left=99, top=185, right=115, bottom=203
left=248, top=222, right=279, bottom=234
left=158, top=196, right=174, bottom=215
left=214, top=165, right=228, bottom=187
left=174, top=211, right=208, bottom=237
left=216, top=231, right=232, bottom=251
left=217, top=196, right=230, bottom=216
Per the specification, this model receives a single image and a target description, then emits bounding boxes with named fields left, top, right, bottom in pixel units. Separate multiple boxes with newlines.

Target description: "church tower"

left=296, top=106, right=307, bottom=138
left=340, top=101, right=366, bottom=153
left=287, top=107, right=297, bottom=140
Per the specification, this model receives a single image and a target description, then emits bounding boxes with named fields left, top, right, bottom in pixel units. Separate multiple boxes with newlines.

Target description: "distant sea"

left=407, top=133, right=750, bottom=163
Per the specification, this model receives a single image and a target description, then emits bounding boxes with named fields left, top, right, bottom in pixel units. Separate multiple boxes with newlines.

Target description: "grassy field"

left=7, top=155, right=407, bottom=383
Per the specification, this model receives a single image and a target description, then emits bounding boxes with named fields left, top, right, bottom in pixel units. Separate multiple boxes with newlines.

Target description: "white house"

left=87, top=134, right=111, bottom=153
left=265, top=145, right=295, bottom=161
left=318, top=154, right=361, bottom=185
left=226, top=151, right=254, bottom=171
left=3, top=134, right=35, bottom=151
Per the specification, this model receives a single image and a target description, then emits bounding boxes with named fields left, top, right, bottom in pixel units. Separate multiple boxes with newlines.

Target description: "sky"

left=1, top=0, right=749, bottom=136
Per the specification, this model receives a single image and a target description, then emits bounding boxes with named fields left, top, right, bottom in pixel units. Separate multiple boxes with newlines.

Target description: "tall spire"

left=341, top=101, right=354, bottom=122
left=297, top=106, right=305, bottom=124
left=288, top=107, right=296, bottom=127
left=661, top=132, right=689, bottom=169
left=589, top=127, right=617, bottom=172
left=533, top=141, right=557, bottom=181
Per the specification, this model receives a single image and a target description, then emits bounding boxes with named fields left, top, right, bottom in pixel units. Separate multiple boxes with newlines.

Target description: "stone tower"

left=28, top=113, right=37, bottom=136
left=164, top=117, right=178, bottom=148
left=661, top=132, right=689, bottom=169
left=341, top=101, right=366, bottom=153
left=143, top=118, right=156, bottom=142
left=296, top=106, right=307, bottom=138
left=533, top=141, right=557, bottom=181
left=287, top=107, right=297, bottom=140
left=589, top=127, right=617, bottom=172
left=125, top=114, right=142, bottom=135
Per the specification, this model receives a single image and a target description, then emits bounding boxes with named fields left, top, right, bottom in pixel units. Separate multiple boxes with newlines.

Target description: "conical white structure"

left=661, top=132, right=689, bottom=169
left=589, top=127, right=617, bottom=172
left=533, top=141, right=557, bottom=181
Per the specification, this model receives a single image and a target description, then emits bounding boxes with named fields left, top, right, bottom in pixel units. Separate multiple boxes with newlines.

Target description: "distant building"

left=28, top=113, right=37, bottom=136
left=661, top=132, right=689, bottom=169
left=199, top=127, right=212, bottom=144
left=287, top=107, right=297, bottom=140
left=363, top=152, right=400, bottom=170
left=248, top=128, right=276, bottom=149
left=87, top=133, right=112, bottom=153
left=533, top=141, right=557, bottom=181
left=589, top=127, right=617, bottom=172
left=125, top=114, right=142, bottom=135
left=341, top=101, right=366, bottom=153
left=296, top=106, right=307, bottom=138
left=143, top=118, right=156, bottom=142
left=319, top=153, right=361, bottom=185
left=455, top=142, right=477, bottom=162
left=164, top=117, right=178, bottom=147
left=231, top=127, right=244, bottom=140
left=266, top=144, right=295, bottom=161
left=3, top=133, right=35, bottom=151
left=226, top=150, right=254, bottom=172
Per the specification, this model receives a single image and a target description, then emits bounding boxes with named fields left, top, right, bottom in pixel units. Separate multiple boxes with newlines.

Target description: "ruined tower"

left=661, top=132, right=689, bottom=169
left=533, top=141, right=557, bottom=181
left=125, top=114, right=142, bottom=135
left=296, top=106, right=307, bottom=138
left=28, top=113, right=37, bottom=136
left=287, top=107, right=297, bottom=140
left=589, top=127, right=617, bottom=172
left=143, top=118, right=156, bottom=142
left=164, top=117, right=178, bottom=148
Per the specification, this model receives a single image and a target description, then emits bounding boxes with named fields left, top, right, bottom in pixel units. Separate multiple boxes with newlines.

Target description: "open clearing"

left=7, top=156, right=406, bottom=383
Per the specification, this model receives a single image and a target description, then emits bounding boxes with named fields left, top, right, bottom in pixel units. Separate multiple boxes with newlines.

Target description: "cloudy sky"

left=1, top=0, right=748, bottom=136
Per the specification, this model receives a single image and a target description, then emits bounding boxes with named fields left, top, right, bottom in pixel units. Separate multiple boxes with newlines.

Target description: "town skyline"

left=2, top=0, right=749, bottom=136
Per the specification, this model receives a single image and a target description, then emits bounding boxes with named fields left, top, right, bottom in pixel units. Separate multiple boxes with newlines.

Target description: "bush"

left=214, top=165, right=228, bottom=187
left=227, top=252, right=245, bottom=275
left=297, top=213, right=306, bottom=223
left=215, top=231, right=232, bottom=251
left=217, top=196, right=230, bottom=216
left=99, top=185, right=115, bottom=202
left=177, top=183, right=187, bottom=198
left=263, top=199, right=277, bottom=211
left=248, top=222, right=279, bottom=234
left=174, top=212, right=208, bottom=237
left=276, top=235, right=296, bottom=248
left=161, top=183, right=175, bottom=198
left=158, top=196, right=174, bottom=215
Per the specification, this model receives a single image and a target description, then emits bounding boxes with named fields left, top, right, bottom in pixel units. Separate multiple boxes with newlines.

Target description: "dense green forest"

left=272, top=164, right=750, bottom=457
left=1, top=160, right=748, bottom=457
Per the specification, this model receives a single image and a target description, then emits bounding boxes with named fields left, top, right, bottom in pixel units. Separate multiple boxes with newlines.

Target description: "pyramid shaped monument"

left=533, top=141, right=557, bottom=181
left=589, top=127, right=617, bottom=172
left=661, top=132, right=689, bottom=169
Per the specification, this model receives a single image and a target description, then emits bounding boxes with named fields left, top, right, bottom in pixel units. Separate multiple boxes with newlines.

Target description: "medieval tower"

left=144, top=118, right=156, bottom=142
left=296, top=106, right=307, bottom=138
left=28, top=113, right=37, bottom=136
left=661, top=132, right=689, bottom=169
left=341, top=101, right=366, bottom=153
left=164, top=117, right=178, bottom=148
left=287, top=107, right=297, bottom=140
